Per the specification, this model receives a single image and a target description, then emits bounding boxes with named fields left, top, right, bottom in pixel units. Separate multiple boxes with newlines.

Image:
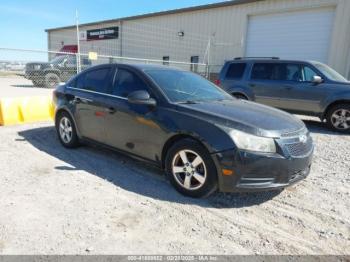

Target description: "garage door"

left=245, top=8, right=335, bottom=63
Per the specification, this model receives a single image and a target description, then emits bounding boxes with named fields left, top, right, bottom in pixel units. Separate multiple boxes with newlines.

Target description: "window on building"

left=112, top=68, right=149, bottom=97
left=190, top=56, right=199, bottom=73
left=226, top=63, right=246, bottom=79
left=163, top=56, right=170, bottom=66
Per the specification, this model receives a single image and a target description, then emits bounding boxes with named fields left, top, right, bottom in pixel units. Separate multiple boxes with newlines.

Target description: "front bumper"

left=213, top=137, right=314, bottom=192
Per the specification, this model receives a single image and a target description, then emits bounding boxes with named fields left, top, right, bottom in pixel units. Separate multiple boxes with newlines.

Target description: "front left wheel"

left=55, top=111, right=80, bottom=148
left=165, top=139, right=218, bottom=198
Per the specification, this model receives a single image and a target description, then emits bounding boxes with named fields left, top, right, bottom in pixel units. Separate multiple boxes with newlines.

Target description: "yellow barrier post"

left=0, top=96, right=54, bottom=126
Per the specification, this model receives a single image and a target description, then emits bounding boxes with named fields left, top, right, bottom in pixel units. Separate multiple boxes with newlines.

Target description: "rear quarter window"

left=225, top=63, right=246, bottom=80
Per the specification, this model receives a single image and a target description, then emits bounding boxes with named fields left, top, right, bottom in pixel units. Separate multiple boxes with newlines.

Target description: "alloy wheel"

left=171, top=149, right=207, bottom=190
left=59, top=117, right=73, bottom=144
left=331, top=109, right=350, bottom=130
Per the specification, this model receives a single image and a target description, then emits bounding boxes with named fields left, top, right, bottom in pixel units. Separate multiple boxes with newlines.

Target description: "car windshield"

left=312, top=62, right=349, bottom=82
left=146, top=69, right=232, bottom=103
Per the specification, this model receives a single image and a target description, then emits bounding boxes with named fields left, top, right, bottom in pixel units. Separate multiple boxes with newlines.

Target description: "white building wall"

left=48, top=0, right=350, bottom=78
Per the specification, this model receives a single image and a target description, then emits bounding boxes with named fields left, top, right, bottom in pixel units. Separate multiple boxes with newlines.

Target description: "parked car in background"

left=25, top=55, right=91, bottom=88
left=53, top=64, right=313, bottom=198
left=217, top=58, right=350, bottom=132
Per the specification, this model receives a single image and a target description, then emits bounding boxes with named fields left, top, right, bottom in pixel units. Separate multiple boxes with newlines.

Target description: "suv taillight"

left=214, top=79, right=221, bottom=86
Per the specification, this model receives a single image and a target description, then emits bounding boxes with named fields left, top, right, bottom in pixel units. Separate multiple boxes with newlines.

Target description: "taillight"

left=214, top=79, right=221, bottom=86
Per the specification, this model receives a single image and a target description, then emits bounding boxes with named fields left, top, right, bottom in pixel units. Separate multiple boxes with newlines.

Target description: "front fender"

left=321, top=91, right=350, bottom=116
left=158, top=107, right=236, bottom=153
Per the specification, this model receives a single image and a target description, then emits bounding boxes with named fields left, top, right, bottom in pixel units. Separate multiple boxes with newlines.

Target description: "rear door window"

left=74, top=66, right=111, bottom=93
left=251, top=63, right=275, bottom=80
left=274, top=63, right=302, bottom=81
left=112, top=68, right=149, bottom=97
left=226, top=63, right=246, bottom=79
left=251, top=63, right=303, bottom=81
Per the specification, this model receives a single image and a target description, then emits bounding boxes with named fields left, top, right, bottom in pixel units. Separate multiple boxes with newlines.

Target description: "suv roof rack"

left=234, top=57, right=280, bottom=60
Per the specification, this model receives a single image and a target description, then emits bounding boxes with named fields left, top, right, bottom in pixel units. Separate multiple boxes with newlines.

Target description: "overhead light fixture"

left=178, top=31, right=184, bottom=37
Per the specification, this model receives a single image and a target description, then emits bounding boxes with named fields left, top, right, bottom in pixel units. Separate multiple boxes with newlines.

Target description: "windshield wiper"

left=177, top=100, right=198, bottom=104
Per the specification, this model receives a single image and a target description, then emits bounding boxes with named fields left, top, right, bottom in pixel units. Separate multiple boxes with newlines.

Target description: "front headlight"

left=229, top=130, right=276, bottom=153
left=34, top=65, right=41, bottom=70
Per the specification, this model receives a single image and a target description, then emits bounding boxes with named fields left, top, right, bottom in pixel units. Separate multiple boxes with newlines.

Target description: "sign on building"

left=86, top=27, right=119, bottom=41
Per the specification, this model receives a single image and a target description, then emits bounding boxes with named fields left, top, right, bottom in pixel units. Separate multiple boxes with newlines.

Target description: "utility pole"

left=75, top=9, right=81, bottom=73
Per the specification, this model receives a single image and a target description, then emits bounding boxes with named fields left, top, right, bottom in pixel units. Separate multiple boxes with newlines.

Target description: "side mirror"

left=127, top=90, right=157, bottom=106
left=312, top=75, right=323, bottom=84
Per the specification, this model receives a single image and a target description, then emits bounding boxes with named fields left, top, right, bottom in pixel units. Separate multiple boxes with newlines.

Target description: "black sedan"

left=53, top=64, right=314, bottom=198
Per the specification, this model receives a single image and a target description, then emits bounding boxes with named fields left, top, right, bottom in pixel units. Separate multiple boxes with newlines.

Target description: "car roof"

left=88, top=63, right=184, bottom=72
left=226, top=58, right=316, bottom=64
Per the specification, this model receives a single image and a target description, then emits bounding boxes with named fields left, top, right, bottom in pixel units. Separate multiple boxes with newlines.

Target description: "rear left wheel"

left=165, top=139, right=217, bottom=198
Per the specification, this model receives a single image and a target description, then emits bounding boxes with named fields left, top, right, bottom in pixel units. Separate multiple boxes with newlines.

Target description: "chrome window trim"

left=66, top=86, right=127, bottom=100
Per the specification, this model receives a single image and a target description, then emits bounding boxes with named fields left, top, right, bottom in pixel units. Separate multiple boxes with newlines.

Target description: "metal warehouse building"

left=46, top=0, right=350, bottom=78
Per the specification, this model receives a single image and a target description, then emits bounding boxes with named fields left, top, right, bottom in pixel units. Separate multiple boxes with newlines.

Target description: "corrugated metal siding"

left=48, top=0, right=350, bottom=77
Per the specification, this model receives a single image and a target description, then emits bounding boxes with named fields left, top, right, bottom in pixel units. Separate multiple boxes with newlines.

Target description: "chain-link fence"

left=0, top=47, right=215, bottom=89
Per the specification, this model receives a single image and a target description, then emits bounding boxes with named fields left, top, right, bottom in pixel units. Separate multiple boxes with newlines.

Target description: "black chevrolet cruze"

left=53, top=64, right=314, bottom=198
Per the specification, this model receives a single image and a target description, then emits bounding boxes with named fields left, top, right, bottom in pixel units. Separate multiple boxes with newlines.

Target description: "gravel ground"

left=0, top=118, right=349, bottom=255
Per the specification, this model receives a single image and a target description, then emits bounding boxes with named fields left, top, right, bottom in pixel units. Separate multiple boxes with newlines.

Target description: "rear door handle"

left=73, top=96, right=93, bottom=104
left=284, top=85, right=293, bottom=90
left=105, top=107, right=116, bottom=114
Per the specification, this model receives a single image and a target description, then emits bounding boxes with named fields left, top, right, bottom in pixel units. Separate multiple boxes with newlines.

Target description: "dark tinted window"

left=84, top=67, right=111, bottom=93
left=226, top=63, right=246, bottom=79
left=251, top=63, right=303, bottom=81
left=251, top=63, right=275, bottom=80
left=274, top=64, right=302, bottom=81
left=113, top=69, right=148, bottom=97
left=73, top=67, right=111, bottom=93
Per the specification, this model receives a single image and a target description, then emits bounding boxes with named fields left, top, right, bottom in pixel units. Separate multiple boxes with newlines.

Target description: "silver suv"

left=217, top=57, right=350, bottom=132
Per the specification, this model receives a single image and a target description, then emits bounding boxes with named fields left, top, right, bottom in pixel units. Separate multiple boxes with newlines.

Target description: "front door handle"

left=284, top=85, right=293, bottom=90
left=105, top=107, right=116, bottom=114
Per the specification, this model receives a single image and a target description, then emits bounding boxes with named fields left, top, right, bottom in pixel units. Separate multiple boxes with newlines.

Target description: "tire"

left=55, top=111, right=80, bottom=148
left=45, top=73, right=60, bottom=89
left=165, top=139, right=218, bottom=198
left=326, top=103, right=350, bottom=133
left=233, top=93, right=248, bottom=100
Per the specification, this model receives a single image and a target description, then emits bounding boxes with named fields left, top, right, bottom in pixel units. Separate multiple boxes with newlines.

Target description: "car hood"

left=177, top=99, right=306, bottom=138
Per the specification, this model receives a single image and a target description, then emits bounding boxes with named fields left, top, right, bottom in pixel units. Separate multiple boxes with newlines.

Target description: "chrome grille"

left=281, top=128, right=307, bottom=138
left=285, top=137, right=313, bottom=157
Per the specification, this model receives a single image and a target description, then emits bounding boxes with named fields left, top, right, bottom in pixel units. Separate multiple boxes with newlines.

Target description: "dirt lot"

left=0, top=76, right=52, bottom=98
left=0, top=118, right=348, bottom=255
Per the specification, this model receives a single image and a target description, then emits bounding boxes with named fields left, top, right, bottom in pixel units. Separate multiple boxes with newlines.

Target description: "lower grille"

left=285, top=138, right=313, bottom=157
